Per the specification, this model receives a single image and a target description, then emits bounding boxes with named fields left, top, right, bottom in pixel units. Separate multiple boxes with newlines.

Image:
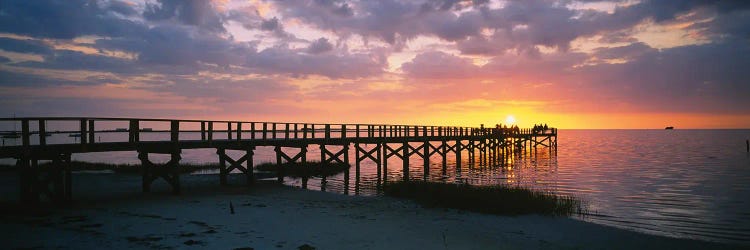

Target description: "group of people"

left=533, top=124, right=549, bottom=133
left=479, top=123, right=550, bottom=134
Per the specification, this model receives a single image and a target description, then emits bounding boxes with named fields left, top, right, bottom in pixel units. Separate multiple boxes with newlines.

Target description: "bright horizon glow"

left=505, top=115, right=516, bottom=125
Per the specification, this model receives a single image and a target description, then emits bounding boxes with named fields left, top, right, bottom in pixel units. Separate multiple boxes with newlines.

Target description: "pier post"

left=217, top=147, right=255, bottom=186
left=423, top=141, right=430, bottom=180
left=455, top=140, right=462, bottom=170
left=355, top=143, right=381, bottom=187
left=403, top=142, right=410, bottom=181
left=441, top=141, right=448, bottom=174
left=275, top=145, right=308, bottom=183
left=138, top=150, right=181, bottom=195
left=17, top=153, right=72, bottom=205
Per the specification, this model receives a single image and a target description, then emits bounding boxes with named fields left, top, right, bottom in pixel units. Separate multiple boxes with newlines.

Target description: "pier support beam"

left=18, top=153, right=72, bottom=205
left=382, top=143, right=406, bottom=182
left=355, top=143, right=381, bottom=189
left=274, top=145, right=308, bottom=182
left=138, top=150, right=181, bottom=195
left=320, top=144, right=350, bottom=165
left=217, top=147, right=255, bottom=186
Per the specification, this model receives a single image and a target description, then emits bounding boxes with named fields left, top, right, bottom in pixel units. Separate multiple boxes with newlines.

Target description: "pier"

left=0, top=117, right=557, bottom=204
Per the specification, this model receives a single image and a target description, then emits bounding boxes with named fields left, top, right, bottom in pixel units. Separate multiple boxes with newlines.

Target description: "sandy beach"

left=0, top=172, right=736, bottom=249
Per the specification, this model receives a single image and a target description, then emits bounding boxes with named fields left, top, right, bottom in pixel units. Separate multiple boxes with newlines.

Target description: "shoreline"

left=0, top=172, right=738, bottom=249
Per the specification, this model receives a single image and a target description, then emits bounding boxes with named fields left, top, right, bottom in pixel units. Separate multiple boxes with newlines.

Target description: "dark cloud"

left=0, top=38, right=52, bottom=55
left=307, top=38, right=334, bottom=54
left=260, top=17, right=282, bottom=31
left=143, top=0, right=226, bottom=33
left=247, top=45, right=386, bottom=79
left=105, top=0, right=138, bottom=16
left=576, top=40, right=750, bottom=113
left=0, top=68, right=90, bottom=87
left=0, top=0, right=146, bottom=39
left=11, top=49, right=137, bottom=74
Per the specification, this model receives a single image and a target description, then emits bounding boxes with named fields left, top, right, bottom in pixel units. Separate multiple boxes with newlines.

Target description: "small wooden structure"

left=0, top=117, right=557, bottom=204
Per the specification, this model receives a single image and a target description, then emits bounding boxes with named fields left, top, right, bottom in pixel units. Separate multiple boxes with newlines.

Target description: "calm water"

left=1, top=129, right=749, bottom=244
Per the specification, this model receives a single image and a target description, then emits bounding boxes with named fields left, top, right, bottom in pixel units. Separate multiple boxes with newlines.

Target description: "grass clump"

left=255, top=161, right=350, bottom=178
left=383, top=181, right=585, bottom=216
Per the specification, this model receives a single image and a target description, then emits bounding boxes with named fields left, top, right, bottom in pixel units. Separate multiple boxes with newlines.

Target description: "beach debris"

left=298, top=244, right=316, bottom=250
left=178, top=232, right=196, bottom=238
left=125, top=236, right=163, bottom=242
left=183, top=239, right=205, bottom=246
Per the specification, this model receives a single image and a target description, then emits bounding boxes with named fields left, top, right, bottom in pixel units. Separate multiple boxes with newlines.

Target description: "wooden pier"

left=0, top=117, right=557, bottom=204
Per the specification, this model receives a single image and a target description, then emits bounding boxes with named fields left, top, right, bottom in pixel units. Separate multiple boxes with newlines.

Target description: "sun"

left=505, top=115, right=516, bottom=125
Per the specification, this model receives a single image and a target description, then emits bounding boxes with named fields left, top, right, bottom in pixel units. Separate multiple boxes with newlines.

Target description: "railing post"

left=251, top=122, right=256, bottom=139
left=356, top=125, right=360, bottom=139
left=294, top=123, right=298, bottom=139
left=342, top=124, right=347, bottom=139
left=285, top=123, right=290, bottom=140
left=262, top=123, right=267, bottom=140
left=171, top=120, right=179, bottom=142
left=21, top=119, right=30, bottom=147
left=200, top=122, right=206, bottom=141
left=80, top=119, right=88, bottom=144
left=129, top=119, right=139, bottom=143
left=226, top=122, right=232, bottom=140
left=208, top=121, right=214, bottom=142
left=88, top=120, right=95, bottom=143
left=237, top=122, right=242, bottom=141
left=303, top=124, right=308, bottom=139
left=38, top=119, right=46, bottom=146
left=325, top=124, right=331, bottom=139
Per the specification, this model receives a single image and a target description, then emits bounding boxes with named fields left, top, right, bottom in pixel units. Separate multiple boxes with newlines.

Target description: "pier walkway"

left=0, top=117, right=556, bottom=204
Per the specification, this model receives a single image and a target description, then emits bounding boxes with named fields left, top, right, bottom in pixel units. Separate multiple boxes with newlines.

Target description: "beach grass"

left=255, top=161, right=351, bottom=178
left=383, top=181, right=585, bottom=216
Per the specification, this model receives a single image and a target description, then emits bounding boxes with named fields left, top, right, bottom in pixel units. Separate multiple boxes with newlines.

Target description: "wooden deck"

left=0, top=117, right=557, bottom=204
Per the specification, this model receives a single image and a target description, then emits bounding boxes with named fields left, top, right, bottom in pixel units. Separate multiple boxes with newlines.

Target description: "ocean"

left=1, top=129, right=749, bottom=244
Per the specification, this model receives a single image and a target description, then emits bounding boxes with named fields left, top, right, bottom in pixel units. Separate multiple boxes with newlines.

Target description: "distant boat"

left=139, top=128, right=153, bottom=132
left=665, top=126, right=674, bottom=130
left=115, top=128, right=128, bottom=132
left=68, top=133, right=82, bottom=137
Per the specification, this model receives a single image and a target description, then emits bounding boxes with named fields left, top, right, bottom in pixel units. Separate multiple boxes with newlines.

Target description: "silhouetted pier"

left=0, top=117, right=557, bottom=204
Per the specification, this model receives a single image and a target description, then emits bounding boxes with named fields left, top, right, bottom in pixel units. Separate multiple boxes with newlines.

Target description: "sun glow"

left=505, top=115, right=516, bottom=125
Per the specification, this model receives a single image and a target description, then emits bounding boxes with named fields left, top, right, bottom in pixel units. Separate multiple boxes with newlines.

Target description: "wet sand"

left=0, top=172, right=736, bottom=249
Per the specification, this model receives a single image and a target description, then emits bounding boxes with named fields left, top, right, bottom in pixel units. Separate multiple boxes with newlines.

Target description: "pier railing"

left=0, top=117, right=556, bottom=148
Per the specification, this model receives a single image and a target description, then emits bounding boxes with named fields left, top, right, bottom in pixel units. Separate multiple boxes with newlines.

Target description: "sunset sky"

left=1, top=0, right=749, bottom=128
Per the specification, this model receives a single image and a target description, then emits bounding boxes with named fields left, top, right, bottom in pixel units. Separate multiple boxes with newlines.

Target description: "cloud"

left=0, top=38, right=53, bottom=55
left=143, top=0, right=226, bottom=33
left=0, top=0, right=146, bottom=39
left=401, top=51, right=480, bottom=79
left=248, top=45, right=386, bottom=78
left=307, top=38, right=334, bottom=54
